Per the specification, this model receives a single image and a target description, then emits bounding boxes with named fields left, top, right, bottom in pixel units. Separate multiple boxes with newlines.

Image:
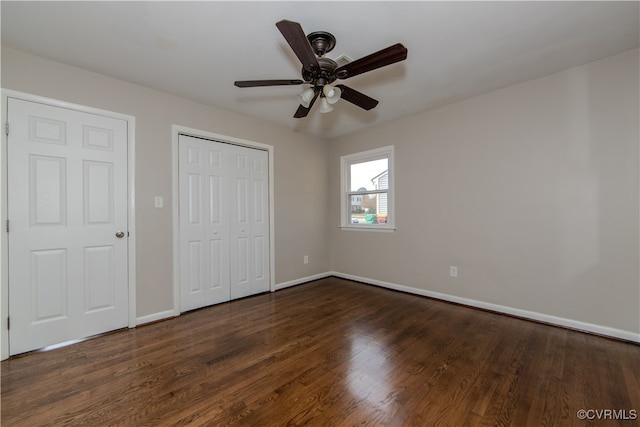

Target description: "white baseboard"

left=274, top=272, right=333, bottom=291
left=329, top=271, right=640, bottom=343
left=136, top=309, right=177, bottom=326
left=135, top=272, right=638, bottom=343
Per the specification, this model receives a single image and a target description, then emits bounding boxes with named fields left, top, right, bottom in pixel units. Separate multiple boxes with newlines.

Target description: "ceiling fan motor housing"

left=302, top=57, right=340, bottom=88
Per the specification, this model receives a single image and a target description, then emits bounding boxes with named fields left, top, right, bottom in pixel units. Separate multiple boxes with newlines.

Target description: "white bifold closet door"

left=179, top=134, right=269, bottom=312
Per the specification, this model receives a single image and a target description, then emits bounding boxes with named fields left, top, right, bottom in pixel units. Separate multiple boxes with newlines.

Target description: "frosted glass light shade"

left=319, top=97, right=334, bottom=113
left=298, top=88, right=316, bottom=108
left=323, top=85, right=342, bottom=104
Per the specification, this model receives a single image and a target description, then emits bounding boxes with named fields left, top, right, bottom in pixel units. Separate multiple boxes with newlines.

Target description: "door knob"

left=115, top=231, right=125, bottom=238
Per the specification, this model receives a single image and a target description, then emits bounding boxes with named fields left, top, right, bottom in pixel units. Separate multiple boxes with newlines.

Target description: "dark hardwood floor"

left=2, top=277, right=639, bottom=426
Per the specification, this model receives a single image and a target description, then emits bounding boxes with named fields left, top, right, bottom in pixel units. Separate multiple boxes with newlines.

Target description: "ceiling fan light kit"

left=234, top=19, right=408, bottom=118
left=323, top=84, right=341, bottom=104
left=318, top=97, right=334, bottom=114
left=299, top=87, right=316, bottom=108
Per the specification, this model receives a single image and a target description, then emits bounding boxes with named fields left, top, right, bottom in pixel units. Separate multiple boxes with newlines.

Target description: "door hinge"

left=7, top=317, right=10, bottom=330
left=5, top=122, right=8, bottom=136
left=5, top=219, right=8, bottom=233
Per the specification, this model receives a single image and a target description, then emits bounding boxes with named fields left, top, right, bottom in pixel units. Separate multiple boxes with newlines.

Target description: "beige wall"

left=3, top=46, right=638, bottom=339
left=329, top=49, right=639, bottom=335
left=1, top=47, right=330, bottom=318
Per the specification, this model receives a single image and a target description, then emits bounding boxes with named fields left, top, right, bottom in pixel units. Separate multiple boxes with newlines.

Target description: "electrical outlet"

left=304, top=255, right=309, bottom=264
left=449, top=266, right=458, bottom=278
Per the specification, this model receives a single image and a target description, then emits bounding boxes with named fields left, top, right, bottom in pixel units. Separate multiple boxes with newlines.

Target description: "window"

left=340, top=146, right=395, bottom=231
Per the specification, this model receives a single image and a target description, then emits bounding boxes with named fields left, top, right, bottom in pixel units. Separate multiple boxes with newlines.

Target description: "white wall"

left=329, top=49, right=639, bottom=339
left=1, top=47, right=331, bottom=319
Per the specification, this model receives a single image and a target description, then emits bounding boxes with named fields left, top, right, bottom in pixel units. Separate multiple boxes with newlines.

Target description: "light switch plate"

left=154, top=196, right=163, bottom=208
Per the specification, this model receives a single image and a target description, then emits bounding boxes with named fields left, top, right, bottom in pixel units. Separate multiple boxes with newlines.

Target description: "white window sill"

left=339, top=225, right=396, bottom=232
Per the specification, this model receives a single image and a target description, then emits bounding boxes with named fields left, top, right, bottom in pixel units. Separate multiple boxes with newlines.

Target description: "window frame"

left=340, top=145, right=395, bottom=231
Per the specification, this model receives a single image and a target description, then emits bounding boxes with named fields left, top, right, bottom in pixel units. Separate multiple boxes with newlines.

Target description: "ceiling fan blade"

left=335, top=43, right=408, bottom=79
left=276, top=20, right=320, bottom=73
left=234, top=79, right=304, bottom=87
left=335, top=85, right=379, bottom=110
left=294, top=90, right=320, bottom=118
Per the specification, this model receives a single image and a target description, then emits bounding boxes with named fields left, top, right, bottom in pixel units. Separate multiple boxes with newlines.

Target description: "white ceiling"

left=2, top=1, right=638, bottom=140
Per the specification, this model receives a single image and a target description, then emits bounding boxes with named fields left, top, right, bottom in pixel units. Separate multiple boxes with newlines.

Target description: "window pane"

left=349, top=192, right=389, bottom=224
left=341, top=146, right=393, bottom=230
left=350, top=158, right=388, bottom=191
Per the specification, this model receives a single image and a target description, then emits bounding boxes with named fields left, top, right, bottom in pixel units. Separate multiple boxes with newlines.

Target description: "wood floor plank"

left=2, top=277, right=639, bottom=426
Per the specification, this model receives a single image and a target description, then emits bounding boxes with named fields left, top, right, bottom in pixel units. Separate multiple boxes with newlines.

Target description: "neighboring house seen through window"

left=340, top=146, right=394, bottom=230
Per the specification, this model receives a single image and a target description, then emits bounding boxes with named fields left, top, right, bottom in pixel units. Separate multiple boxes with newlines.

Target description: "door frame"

left=171, top=125, right=275, bottom=315
left=1, top=89, right=137, bottom=360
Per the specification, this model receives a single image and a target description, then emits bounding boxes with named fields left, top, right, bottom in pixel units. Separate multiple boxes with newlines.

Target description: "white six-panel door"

left=7, top=98, right=129, bottom=355
left=228, top=143, right=269, bottom=299
left=179, top=135, right=231, bottom=310
left=178, top=135, right=269, bottom=312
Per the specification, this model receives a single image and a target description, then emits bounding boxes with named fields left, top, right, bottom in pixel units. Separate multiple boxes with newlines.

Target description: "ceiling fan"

left=234, top=19, right=408, bottom=118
